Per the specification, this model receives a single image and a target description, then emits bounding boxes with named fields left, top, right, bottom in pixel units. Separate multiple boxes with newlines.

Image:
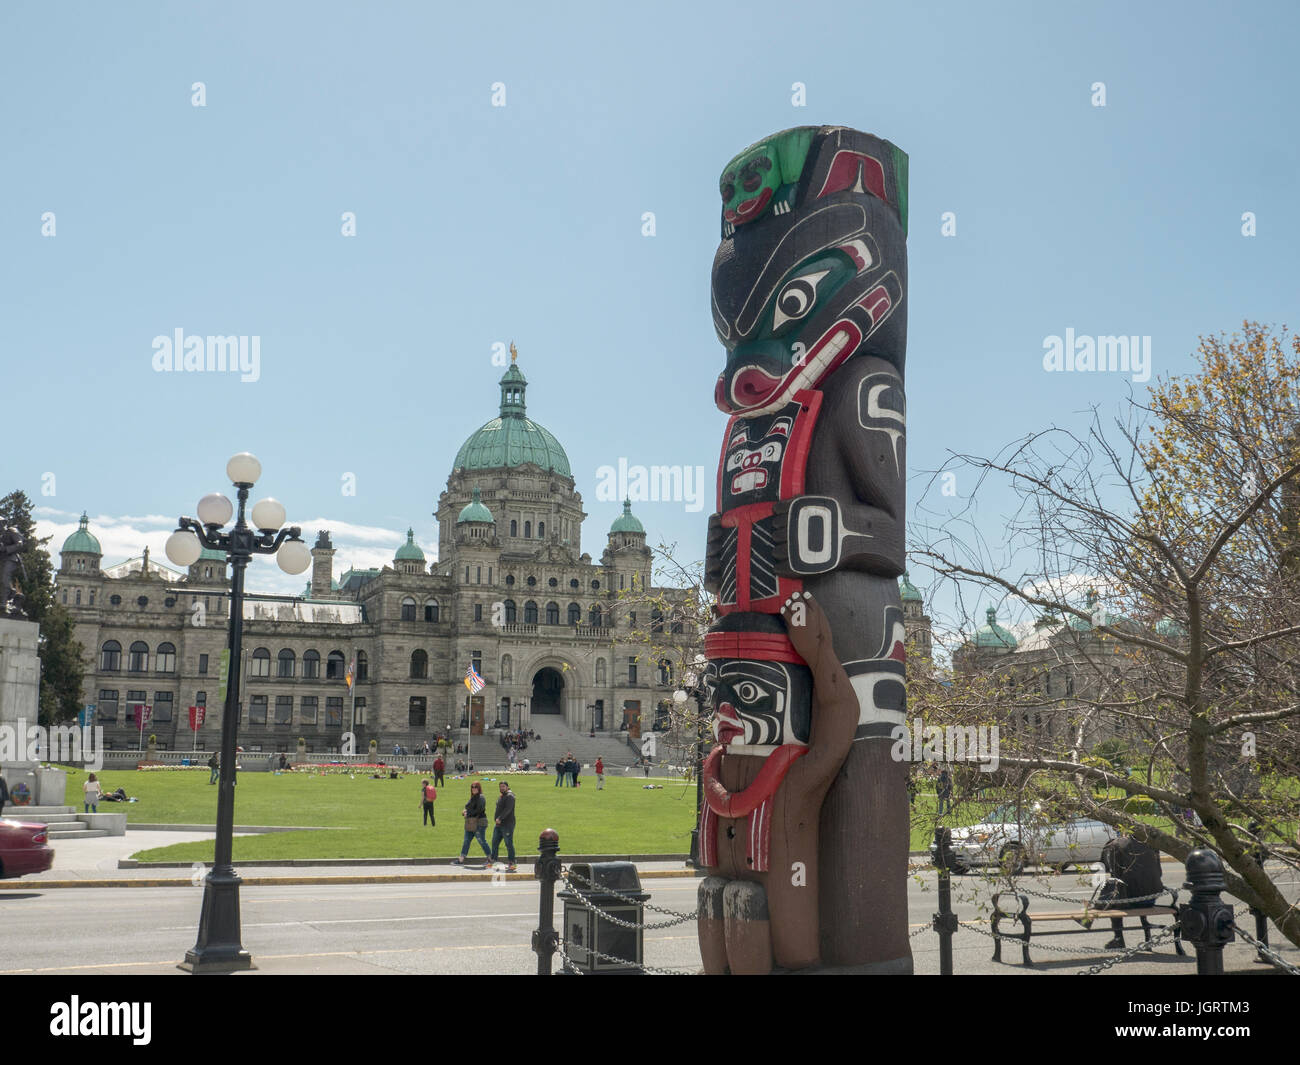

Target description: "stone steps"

left=2, top=804, right=111, bottom=838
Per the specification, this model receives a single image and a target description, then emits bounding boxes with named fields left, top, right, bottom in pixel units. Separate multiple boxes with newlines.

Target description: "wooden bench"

left=991, top=889, right=1184, bottom=966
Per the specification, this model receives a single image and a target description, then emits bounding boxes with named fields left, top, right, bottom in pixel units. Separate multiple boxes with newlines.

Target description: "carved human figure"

left=699, top=126, right=912, bottom=973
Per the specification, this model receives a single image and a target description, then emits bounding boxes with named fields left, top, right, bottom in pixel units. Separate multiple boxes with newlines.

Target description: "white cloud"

left=35, top=511, right=436, bottom=598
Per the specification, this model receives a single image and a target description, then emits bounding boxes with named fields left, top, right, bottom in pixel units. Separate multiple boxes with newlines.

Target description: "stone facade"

left=56, top=361, right=690, bottom=753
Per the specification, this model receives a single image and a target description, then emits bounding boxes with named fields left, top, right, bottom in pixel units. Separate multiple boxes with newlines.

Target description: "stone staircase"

left=473, top=719, right=684, bottom=773
left=2, top=805, right=110, bottom=839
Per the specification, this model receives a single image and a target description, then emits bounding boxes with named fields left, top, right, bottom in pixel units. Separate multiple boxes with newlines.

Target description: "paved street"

left=1, top=833, right=1296, bottom=975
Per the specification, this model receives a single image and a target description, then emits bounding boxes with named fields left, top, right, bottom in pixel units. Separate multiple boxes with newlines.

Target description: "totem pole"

left=697, top=126, right=911, bottom=973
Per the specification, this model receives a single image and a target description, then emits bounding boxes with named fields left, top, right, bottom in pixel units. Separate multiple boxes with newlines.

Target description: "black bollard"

left=1177, top=848, right=1235, bottom=975
left=932, top=827, right=958, bottom=975
left=532, top=828, right=562, bottom=975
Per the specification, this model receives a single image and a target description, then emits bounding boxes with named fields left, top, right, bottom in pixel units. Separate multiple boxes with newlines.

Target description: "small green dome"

left=974, top=606, right=1018, bottom=650
left=899, top=571, right=922, bottom=602
left=610, top=500, right=644, bottom=534
left=395, top=528, right=426, bottom=561
left=457, top=488, right=495, bottom=525
left=1155, top=615, right=1187, bottom=637
left=61, top=513, right=101, bottom=555
left=452, top=359, right=572, bottom=477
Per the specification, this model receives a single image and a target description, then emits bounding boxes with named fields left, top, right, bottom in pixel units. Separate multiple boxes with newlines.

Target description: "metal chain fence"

left=1230, top=922, right=1300, bottom=976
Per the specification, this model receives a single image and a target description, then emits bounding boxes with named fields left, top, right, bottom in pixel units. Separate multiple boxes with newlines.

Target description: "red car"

left=0, top=819, right=55, bottom=879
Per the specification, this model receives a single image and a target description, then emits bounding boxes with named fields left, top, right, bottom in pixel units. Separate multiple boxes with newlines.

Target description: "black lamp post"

left=674, top=654, right=709, bottom=868
left=168, top=452, right=311, bottom=974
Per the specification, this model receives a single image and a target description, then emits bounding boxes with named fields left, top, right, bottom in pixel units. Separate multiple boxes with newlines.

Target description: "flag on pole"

left=346, top=653, right=356, bottom=690
left=464, top=663, right=485, bottom=693
left=132, top=703, right=152, bottom=727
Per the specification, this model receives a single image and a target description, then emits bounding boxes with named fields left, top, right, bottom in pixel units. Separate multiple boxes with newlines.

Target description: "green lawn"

left=60, top=767, right=698, bottom=862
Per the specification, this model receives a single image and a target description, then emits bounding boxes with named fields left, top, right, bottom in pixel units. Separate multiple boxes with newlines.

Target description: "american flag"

left=464, top=663, right=485, bottom=693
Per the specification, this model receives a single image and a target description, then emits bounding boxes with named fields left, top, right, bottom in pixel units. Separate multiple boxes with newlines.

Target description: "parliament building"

left=56, top=358, right=691, bottom=753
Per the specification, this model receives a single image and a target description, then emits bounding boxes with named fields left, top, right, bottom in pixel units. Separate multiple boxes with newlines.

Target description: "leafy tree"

left=1, top=491, right=85, bottom=723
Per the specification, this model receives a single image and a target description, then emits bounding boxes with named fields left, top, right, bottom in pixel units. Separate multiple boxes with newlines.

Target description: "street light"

left=675, top=653, right=709, bottom=868
left=168, top=452, right=310, bottom=974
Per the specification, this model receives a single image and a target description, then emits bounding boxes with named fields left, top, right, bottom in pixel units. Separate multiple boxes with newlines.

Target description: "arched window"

left=250, top=647, right=271, bottom=677
left=589, top=605, right=603, bottom=628
left=100, top=640, right=121, bottom=672
left=501, top=655, right=513, bottom=684
left=277, top=649, right=295, bottom=678
left=356, top=650, right=368, bottom=681
left=156, top=643, right=176, bottom=674
left=424, top=598, right=439, bottom=622
left=524, top=521, right=532, bottom=538
left=505, top=574, right=515, bottom=587
left=401, top=596, right=416, bottom=621
left=548, top=577, right=558, bottom=588
left=126, top=641, right=149, bottom=672
left=326, top=650, right=345, bottom=679
left=504, top=599, right=517, bottom=623
left=596, top=657, right=607, bottom=685
left=546, top=601, right=560, bottom=625
left=538, top=521, right=545, bottom=538
left=510, top=520, right=518, bottom=537
left=524, top=600, right=538, bottom=624
left=410, top=649, right=428, bottom=679
left=591, top=579, right=600, bottom=590
left=527, top=576, right=536, bottom=588
left=568, top=602, right=581, bottom=625
left=570, top=578, right=579, bottom=589
left=303, top=650, right=321, bottom=678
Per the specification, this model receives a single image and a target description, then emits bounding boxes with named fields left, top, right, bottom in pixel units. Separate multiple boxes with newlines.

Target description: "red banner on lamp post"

left=189, top=705, right=206, bottom=730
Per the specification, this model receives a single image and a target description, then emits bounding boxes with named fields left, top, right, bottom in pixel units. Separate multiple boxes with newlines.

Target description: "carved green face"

left=718, top=127, right=815, bottom=229
left=721, top=144, right=781, bottom=226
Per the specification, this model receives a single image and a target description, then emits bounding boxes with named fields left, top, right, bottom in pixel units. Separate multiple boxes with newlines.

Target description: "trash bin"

left=181, top=758, right=190, bottom=767
left=557, top=861, right=648, bottom=974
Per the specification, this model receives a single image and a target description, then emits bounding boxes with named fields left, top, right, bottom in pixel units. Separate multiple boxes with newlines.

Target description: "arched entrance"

left=531, top=667, right=565, bottom=715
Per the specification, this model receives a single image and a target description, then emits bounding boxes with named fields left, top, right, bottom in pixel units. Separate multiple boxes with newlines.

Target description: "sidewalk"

left=0, top=829, right=701, bottom=888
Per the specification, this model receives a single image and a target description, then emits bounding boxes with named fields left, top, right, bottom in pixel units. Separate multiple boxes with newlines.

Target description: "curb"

left=0, top=868, right=704, bottom=890
left=118, top=852, right=691, bottom=869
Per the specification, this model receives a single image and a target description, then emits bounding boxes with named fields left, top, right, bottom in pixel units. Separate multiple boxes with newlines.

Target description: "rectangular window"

left=354, top=697, right=367, bottom=726
left=474, top=603, right=482, bottom=622
left=89, top=590, right=95, bottom=606
left=409, top=696, right=427, bottom=727
left=75, top=589, right=81, bottom=605
left=98, top=690, right=119, bottom=723
left=326, top=697, right=343, bottom=728
left=301, top=696, right=318, bottom=725
left=198, top=653, right=209, bottom=675
left=628, top=658, right=638, bottom=686
left=127, top=690, right=147, bottom=722
left=275, top=695, right=293, bottom=726
left=471, top=651, right=482, bottom=676
left=464, top=566, right=470, bottom=583
left=476, top=566, right=481, bottom=584
left=153, top=691, right=174, bottom=722
left=249, top=695, right=267, bottom=726
left=487, top=567, right=492, bottom=584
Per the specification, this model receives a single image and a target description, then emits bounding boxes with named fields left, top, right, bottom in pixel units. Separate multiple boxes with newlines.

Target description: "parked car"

left=931, top=803, right=1116, bottom=874
left=0, top=819, right=55, bottom=879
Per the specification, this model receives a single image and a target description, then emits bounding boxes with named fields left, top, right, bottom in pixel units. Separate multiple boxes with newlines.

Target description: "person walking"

left=595, top=757, right=604, bottom=790
left=452, top=782, right=492, bottom=865
left=936, top=767, right=952, bottom=817
left=432, top=753, right=445, bottom=788
left=83, top=772, right=102, bottom=813
left=208, top=752, right=219, bottom=785
left=420, top=778, right=437, bottom=828
left=490, top=780, right=517, bottom=871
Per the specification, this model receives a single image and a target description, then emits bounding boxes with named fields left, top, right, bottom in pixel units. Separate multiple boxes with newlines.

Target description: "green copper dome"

left=899, top=571, right=922, bottom=602
left=61, top=513, right=101, bottom=555
left=456, top=488, right=495, bottom=525
left=395, top=528, right=426, bottom=560
left=1155, top=615, right=1187, bottom=637
left=452, top=359, right=572, bottom=477
left=610, top=499, right=644, bottom=534
left=973, top=606, right=1018, bottom=650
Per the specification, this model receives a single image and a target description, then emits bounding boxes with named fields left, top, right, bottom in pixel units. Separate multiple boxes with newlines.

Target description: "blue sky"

left=3, top=0, right=1297, bottom=644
